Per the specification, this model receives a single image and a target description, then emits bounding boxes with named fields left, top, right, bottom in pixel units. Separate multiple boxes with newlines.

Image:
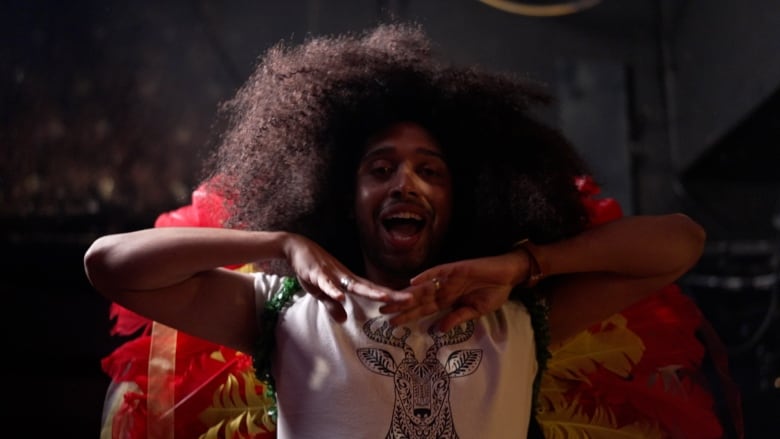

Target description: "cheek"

left=354, top=185, right=378, bottom=222
left=431, top=188, right=454, bottom=227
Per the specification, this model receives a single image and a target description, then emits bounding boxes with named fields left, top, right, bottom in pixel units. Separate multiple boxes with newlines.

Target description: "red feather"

left=101, top=335, right=152, bottom=384
left=622, top=285, right=706, bottom=375
left=102, top=180, right=267, bottom=438
left=112, top=390, right=148, bottom=439
left=154, top=181, right=230, bottom=228
left=575, top=175, right=624, bottom=227
left=153, top=181, right=242, bottom=270
left=166, top=333, right=261, bottom=438
left=558, top=176, right=734, bottom=439
left=582, top=366, right=724, bottom=439
left=109, top=303, right=152, bottom=337
left=102, top=329, right=268, bottom=438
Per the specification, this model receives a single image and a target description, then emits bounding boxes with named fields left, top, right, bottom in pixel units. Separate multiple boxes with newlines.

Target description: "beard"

left=358, top=234, right=443, bottom=288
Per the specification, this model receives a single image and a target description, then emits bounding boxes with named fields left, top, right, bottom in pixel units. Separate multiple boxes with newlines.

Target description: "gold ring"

left=432, top=277, right=441, bottom=292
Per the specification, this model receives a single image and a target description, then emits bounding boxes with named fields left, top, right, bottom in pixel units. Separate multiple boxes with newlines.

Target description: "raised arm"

left=385, top=213, right=705, bottom=344
left=84, top=227, right=400, bottom=353
left=534, top=213, right=705, bottom=344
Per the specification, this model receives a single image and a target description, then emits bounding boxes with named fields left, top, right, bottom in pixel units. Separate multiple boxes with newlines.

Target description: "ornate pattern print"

left=357, top=317, right=483, bottom=438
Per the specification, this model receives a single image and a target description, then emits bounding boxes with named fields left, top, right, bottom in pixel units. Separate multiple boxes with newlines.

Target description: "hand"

left=282, top=233, right=411, bottom=322
left=380, top=250, right=532, bottom=331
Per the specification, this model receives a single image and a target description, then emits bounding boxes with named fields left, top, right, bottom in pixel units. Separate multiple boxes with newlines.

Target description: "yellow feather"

left=537, top=314, right=666, bottom=438
left=546, top=314, right=645, bottom=381
left=538, top=398, right=667, bottom=439
left=235, top=263, right=258, bottom=273
left=198, top=370, right=276, bottom=438
left=538, top=373, right=570, bottom=409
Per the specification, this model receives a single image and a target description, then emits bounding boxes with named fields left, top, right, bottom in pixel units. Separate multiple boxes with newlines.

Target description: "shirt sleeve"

left=252, top=272, right=283, bottom=323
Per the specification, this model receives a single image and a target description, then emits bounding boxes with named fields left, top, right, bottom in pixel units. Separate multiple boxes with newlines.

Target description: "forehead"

left=362, top=121, right=444, bottom=158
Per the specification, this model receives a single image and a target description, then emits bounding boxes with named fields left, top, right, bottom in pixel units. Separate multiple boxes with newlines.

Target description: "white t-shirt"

left=254, top=273, right=537, bottom=438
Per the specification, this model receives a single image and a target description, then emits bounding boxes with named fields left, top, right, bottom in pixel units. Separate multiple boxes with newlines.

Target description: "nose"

left=390, top=165, right=420, bottom=198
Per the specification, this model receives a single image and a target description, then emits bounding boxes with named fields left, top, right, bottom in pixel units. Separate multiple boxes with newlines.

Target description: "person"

left=85, top=23, right=708, bottom=438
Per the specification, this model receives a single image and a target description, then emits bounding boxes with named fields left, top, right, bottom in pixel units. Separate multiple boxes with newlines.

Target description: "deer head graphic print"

left=357, top=317, right=483, bottom=438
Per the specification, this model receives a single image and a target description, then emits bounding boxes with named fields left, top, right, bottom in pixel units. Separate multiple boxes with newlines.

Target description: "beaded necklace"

left=253, top=276, right=300, bottom=422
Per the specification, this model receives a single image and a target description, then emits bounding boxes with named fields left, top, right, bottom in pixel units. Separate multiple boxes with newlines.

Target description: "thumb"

left=324, top=299, right=347, bottom=323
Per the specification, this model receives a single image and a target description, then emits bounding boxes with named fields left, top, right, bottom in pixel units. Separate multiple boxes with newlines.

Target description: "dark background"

left=2, top=0, right=778, bottom=436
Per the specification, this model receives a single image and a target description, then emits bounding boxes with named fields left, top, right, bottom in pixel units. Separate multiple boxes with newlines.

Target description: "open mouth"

left=382, top=212, right=426, bottom=242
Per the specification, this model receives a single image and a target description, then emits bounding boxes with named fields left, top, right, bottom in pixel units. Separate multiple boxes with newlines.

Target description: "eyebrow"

left=360, top=146, right=446, bottom=161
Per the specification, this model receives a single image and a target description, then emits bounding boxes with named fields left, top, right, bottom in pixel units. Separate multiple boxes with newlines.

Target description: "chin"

left=388, top=255, right=436, bottom=277
left=373, top=251, right=417, bottom=270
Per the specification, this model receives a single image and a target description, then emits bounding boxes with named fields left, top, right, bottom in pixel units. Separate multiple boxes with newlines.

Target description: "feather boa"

left=99, top=176, right=740, bottom=438
left=100, top=182, right=276, bottom=439
left=535, top=177, right=737, bottom=439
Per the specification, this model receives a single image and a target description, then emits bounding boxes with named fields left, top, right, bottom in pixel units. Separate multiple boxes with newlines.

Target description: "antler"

left=363, top=317, right=413, bottom=353
left=427, top=321, right=475, bottom=355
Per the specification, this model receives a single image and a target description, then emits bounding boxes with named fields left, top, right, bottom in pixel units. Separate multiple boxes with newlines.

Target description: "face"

left=354, top=122, right=453, bottom=286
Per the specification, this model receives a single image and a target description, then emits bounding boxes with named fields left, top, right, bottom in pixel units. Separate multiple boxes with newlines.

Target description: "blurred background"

left=2, top=0, right=778, bottom=436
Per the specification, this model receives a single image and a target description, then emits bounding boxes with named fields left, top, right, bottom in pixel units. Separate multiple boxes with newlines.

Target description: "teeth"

left=387, top=212, right=422, bottom=221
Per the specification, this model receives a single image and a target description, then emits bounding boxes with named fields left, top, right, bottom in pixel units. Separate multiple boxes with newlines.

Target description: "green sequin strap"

left=518, top=290, right=551, bottom=412
left=253, top=276, right=301, bottom=423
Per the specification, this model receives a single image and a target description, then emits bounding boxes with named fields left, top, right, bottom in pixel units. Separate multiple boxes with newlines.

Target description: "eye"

left=367, top=160, right=395, bottom=178
left=420, top=166, right=440, bottom=177
left=418, top=162, right=448, bottom=180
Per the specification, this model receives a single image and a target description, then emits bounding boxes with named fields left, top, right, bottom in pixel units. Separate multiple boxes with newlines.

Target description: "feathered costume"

left=99, top=184, right=277, bottom=439
left=99, top=177, right=743, bottom=439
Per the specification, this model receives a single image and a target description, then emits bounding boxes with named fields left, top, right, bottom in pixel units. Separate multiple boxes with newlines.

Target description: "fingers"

left=301, top=272, right=413, bottom=326
left=347, top=277, right=411, bottom=302
left=383, top=277, right=455, bottom=325
left=310, top=271, right=392, bottom=303
left=387, top=298, right=480, bottom=328
left=324, top=299, right=348, bottom=322
left=299, top=278, right=348, bottom=322
left=410, top=267, right=447, bottom=286
left=379, top=276, right=447, bottom=314
left=436, top=307, right=480, bottom=332
left=387, top=301, right=442, bottom=327
left=317, top=275, right=346, bottom=302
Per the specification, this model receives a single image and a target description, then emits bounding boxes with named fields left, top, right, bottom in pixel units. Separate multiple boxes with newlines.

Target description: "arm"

left=535, top=213, right=705, bottom=344
left=84, top=227, right=402, bottom=353
left=383, top=214, right=705, bottom=345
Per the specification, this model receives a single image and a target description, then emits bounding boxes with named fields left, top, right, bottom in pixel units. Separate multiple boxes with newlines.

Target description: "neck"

left=363, top=264, right=412, bottom=290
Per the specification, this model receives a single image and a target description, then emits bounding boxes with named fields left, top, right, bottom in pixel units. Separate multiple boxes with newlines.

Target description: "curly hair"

left=202, top=22, right=590, bottom=273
